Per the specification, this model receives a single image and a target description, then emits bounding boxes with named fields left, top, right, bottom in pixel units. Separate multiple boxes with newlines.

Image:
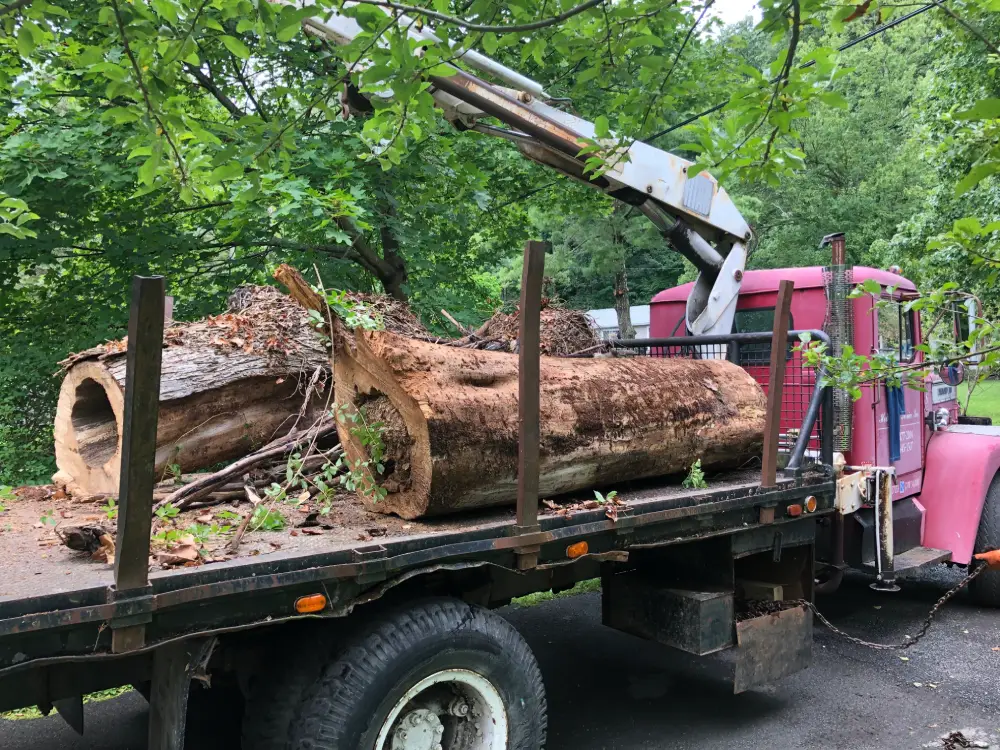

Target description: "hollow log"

left=334, top=329, right=767, bottom=520
left=53, top=286, right=328, bottom=497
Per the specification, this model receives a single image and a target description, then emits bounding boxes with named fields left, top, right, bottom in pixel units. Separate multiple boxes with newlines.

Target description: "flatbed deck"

left=2, top=468, right=771, bottom=604
left=0, top=468, right=783, bottom=604
left=0, top=466, right=833, bottom=685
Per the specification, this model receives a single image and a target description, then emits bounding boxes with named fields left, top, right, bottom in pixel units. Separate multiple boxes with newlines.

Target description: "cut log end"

left=54, top=362, right=125, bottom=496
left=71, top=377, right=120, bottom=467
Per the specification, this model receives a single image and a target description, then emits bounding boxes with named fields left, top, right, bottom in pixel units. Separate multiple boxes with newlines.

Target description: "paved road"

left=3, top=569, right=999, bottom=750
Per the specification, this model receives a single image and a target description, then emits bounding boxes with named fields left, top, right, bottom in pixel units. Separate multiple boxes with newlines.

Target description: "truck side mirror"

left=938, top=363, right=964, bottom=386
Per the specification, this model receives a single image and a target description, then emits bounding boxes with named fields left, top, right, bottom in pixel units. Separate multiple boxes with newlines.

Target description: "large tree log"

left=53, top=287, right=328, bottom=497
left=333, top=329, right=767, bottom=519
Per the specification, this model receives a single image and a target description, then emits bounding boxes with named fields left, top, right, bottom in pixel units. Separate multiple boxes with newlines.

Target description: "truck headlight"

left=935, top=407, right=950, bottom=428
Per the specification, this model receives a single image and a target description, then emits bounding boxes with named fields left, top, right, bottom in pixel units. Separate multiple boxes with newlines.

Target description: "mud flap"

left=733, top=604, right=812, bottom=693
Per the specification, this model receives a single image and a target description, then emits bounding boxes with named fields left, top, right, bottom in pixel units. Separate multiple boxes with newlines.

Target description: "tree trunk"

left=613, top=265, right=636, bottom=339
left=610, top=202, right=635, bottom=339
left=53, top=288, right=328, bottom=497
left=333, top=328, right=766, bottom=519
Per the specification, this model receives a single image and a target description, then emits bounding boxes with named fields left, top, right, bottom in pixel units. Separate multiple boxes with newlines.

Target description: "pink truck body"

left=651, top=265, right=1000, bottom=566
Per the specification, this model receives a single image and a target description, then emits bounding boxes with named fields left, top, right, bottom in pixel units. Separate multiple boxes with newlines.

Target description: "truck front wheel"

left=971, top=473, right=1000, bottom=607
left=244, top=598, right=547, bottom=750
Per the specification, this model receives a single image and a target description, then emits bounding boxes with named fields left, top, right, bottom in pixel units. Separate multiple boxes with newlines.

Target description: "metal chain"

left=794, top=563, right=988, bottom=651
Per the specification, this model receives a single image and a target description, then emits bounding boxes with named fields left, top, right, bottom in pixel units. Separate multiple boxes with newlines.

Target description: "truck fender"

left=919, top=429, right=1000, bottom=564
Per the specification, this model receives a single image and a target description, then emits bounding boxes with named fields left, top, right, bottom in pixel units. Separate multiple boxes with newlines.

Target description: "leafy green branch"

left=796, top=279, right=1000, bottom=409
left=110, top=0, right=188, bottom=185
left=0, top=194, right=38, bottom=239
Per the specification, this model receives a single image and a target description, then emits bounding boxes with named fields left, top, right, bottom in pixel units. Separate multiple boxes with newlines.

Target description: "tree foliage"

left=2, top=0, right=1000, bottom=482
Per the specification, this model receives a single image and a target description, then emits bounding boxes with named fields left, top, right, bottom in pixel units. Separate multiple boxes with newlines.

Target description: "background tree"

left=3, top=0, right=1000, bottom=485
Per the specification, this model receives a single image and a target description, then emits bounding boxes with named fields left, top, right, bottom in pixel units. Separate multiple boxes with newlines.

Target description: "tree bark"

left=611, top=202, right=635, bottom=339
left=613, top=265, right=636, bottom=339
left=53, top=288, right=328, bottom=497
left=333, top=328, right=766, bottom=519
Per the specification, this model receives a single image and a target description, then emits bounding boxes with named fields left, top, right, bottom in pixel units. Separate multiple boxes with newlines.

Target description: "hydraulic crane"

left=297, top=3, right=752, bottom=336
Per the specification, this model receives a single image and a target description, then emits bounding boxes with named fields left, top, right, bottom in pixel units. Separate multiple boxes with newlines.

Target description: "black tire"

left=241, top=622, right=345, bottom=750
left=971, top=473, right=1000, bottom=607
left=285, top=598, right=546, bottom=750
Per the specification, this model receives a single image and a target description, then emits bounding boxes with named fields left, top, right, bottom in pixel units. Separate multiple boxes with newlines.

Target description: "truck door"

left=873, top=298, right=924, bottom=498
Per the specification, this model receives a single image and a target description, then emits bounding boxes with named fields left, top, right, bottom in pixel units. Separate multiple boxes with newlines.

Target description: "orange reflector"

left=786, top=504, right=803, bottom=517
left=804, top=496, right=818, bottom=513
left=295, top=594, right=328, bottom=614
left=566, top=541, right=589, bottom=559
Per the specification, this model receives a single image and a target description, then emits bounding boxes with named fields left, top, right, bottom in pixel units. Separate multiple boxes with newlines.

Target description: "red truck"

left=650, top=236, right=1000, bottom=606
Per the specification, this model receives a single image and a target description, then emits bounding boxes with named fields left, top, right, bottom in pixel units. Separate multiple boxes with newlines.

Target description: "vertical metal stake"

left=112, top=275, right=165, bottom=652
left=514, top=240, right=548, bottom=570
left=870, top=469, right=899, bottom=592
left=761, top=280, right=795, bottom=488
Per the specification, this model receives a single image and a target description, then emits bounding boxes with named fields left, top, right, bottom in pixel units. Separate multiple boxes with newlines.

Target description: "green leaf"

left=636, top=56, right=666, bottom=71
left=830, top=4, right=855, bottom=32
left=151, top=0, right=179, bottom=24
left=17, top=25, right=37, bottom=57
left=103, top=107, right=141, bottom=124
left=955, top=163, right=1000, bottom=195
left=277, top=22, right=302, bottom=42
left=208, top=161, right=245, bottom=182
left=90, top=61, right=128, bottom=82
left=955, top=99, right=1000, bottom=121
left=859, top=278, right=882, bottom=296
left=481, top=32, right=498, bottom=55
left=221, top=35, right=251, bottom=59
left=576, top=65, right=602, bottom=84
left=138, top=155, right=158, bottom=186
left=818, top=91, right=849, bottom=109
left=627, top=34, right=664, bottom=50
left=954, top=217, right=983, bottom=234
left=594, top=115, right=610, bottom=138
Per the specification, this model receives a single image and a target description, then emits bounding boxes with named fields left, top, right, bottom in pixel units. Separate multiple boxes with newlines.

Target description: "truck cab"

left=650, top=261, right=1000, bottom=605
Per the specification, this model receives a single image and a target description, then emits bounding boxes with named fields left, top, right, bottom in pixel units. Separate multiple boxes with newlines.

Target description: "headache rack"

left=605, top=330, right=834, bottom=473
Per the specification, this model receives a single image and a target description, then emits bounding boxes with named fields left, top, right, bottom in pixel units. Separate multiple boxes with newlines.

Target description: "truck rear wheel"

left=243, top=598, right=547, bottom=750
left=971, top=473, right=1000, bottom=607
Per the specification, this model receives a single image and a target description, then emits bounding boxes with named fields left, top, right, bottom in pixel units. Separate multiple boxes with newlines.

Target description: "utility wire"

left=649, top=1, right=941, bottom=142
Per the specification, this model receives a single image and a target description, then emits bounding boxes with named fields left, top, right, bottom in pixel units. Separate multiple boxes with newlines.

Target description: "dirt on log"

left=333, top=328, right=767, bottom=520
left=53, top=286, right=328, bottom=497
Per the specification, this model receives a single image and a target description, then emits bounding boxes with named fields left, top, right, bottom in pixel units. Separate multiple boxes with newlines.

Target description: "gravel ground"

left=1, top=567, right=998, bottom=749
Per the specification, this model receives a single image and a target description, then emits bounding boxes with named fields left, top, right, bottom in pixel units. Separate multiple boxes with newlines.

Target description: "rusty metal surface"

left=761, top=280, right=795, bottom=487
left=872, top=469, right=899, bottom=591
left=515, top=240, right=547, bottom=572
left=114, top=276, right=164, bottom=594
left=429, top=69, right=587, bottom=159
left=0, top=474, right=834, bottom=631
left=734, top=603, right=812, bottom=693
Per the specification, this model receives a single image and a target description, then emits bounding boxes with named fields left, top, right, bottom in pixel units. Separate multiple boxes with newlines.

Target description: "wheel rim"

left=375, top=668, right=508, bottom=750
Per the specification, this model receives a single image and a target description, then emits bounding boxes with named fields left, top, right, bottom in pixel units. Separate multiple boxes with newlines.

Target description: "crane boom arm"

left=299, top=4, right=750, bottom=336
